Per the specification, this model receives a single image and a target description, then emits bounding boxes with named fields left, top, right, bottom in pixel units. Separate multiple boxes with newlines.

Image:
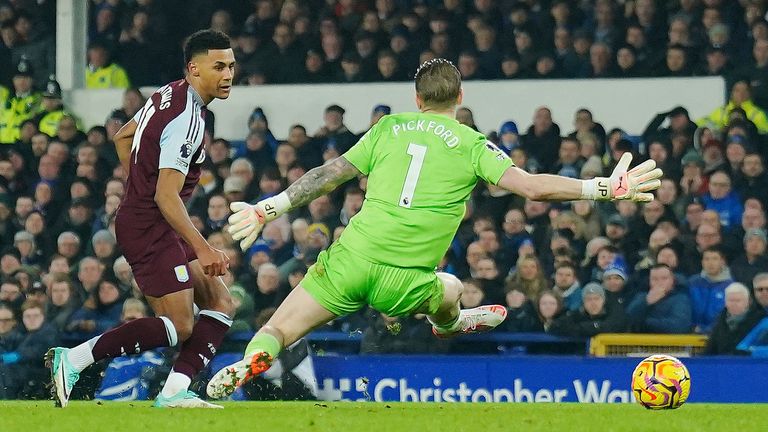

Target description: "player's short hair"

left=414, top=58, right=461, bottom=110
left=183, top=29, right=232, bottom=64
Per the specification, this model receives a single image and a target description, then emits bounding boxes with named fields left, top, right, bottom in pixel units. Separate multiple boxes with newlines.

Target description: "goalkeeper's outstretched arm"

left=284, top=156, right=362, bottom=209
left=227, top=156, right=361, bottom=249
left=496, top=153, right=662, bottom=203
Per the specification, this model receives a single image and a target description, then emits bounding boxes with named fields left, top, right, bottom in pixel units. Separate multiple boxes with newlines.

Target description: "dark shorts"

left=115, top=206, right=197, bottom=298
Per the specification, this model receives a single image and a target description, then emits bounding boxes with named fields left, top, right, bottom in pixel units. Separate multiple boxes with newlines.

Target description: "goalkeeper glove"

left=227, top=193, right=291, bottom=251
left=582, top=153, right=663, bottom=202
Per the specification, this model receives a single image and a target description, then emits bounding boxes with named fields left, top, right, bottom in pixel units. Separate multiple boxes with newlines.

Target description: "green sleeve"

left=472, top=136, right=514, bottom=185
left=342, top=123, right=380, bottom=175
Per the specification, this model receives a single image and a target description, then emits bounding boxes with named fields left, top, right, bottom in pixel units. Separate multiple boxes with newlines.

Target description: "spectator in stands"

left=627, top=264, right=692, bottom=334
left=455, top=106, right=478, bottom=131
left=552, top=137, right=584, bottom=179
left=46, top=275, right=79, bottom=331
left=569, top=30, right=595, bottom=77
left=588, top=42, right=614, bottom=78
left=502, top=283, right=539, bottom=332
left=85, top=41, right=130, bottom=89
left=523, top=107, right=561, bottom=173
left=0, top=303, right=22, bottom=398
left=550, top=282, right=628, bottom=337
left=700, top=139, right=727, bottom=176
left=505, top=254, right=549, bottom=301
left=230, top=158, right=260, bottom=202
left=753, top=273, right=768, bottom=313
left=679, top=152, right=708, bottom=198
left=702, top=170, right=743, bottom=229
left=252, top=263, right=287, bottom=314
left=499, top=209, right=530, bottom=266
left=731, top=229, right=768, bottom=287
left=54, top=198, right=94, bottom=245
left=736, top=153, right=768, bottom=205
left=642, top=106, right=696, bottom=147
left=0, top=278, right=24, bottom=314
left=311, top=104, right=357, bottom=157
left=462, top=241, right=487, bottom=279
left=698, top=45, right=732, bottom=77
left=697, top=80, right=768, bottom=134
left=0, top=58, right=41, bottom=145
left=118, top=9, right=162, bottom=87
left=5, top=300, right=54, bottom=399
left=307, top=195, right=336, bottom=230
left=604, top=215, right=629, bottom=258
left=658, top=44, right=691, bottom=77
left=552, top=261, right=582, bottom=312
left=496, top=121, right=520, bottom=154
left=204, top=194, right=229, bottom=237
left=689, top=247, right=734, bottom=333
left=602, top=256, right=634, bottom=311
left=460, top=278, right=486, bottom=309
left=568, top=109, right=605, bottom=152
left=113, top=88, right=145, bottom=121
left=740, top=38, right=768, bottom=111
left=681, top=217, right=721, bottom=275
left=535, top=290, right=565, bottom=333
left=64, top=278, right=125, bottom=341
left=33, top=76, right=70, bottom=138
left=265, top=23, right=305, bottom=84
left=705, top=282, right=766, bottom=354
left=338, top=52, right=365, bottom=83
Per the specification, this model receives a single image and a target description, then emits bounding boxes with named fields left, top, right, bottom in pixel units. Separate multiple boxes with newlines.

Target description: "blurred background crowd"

left=0, top=0, right=767, bottom=400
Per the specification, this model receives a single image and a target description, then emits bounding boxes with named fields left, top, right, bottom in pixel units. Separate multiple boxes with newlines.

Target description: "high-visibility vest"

left=85, top=63, right=131, bottom=89
left=0, top=92, right=42, bottom=144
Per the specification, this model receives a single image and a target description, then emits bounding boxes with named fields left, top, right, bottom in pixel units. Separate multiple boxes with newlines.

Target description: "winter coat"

left=549, top=306, right=628, bottom=338
left=626, top=288, right=693, bottom=333
left=705, top=306, right=767, bottom=354
left=688, top=268, right=734, bottom=333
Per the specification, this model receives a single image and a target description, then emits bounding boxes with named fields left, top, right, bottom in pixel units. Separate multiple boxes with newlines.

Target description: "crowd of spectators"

left=79, top=0, right=768, bottom=91
left=0, top=0, right=766, bottom=400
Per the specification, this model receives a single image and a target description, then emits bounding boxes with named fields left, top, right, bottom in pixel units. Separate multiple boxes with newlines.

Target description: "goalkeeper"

left=207, top=58, right=662, bottom=399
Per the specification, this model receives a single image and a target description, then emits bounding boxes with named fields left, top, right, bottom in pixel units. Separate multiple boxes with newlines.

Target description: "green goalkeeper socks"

left=244, top=332, right=282, bottom=359
left=430, top=314, right=461, bottom=332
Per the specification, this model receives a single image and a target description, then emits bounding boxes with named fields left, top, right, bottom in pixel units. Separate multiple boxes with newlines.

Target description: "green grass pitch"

left=1, top=401, right=768, bottom=432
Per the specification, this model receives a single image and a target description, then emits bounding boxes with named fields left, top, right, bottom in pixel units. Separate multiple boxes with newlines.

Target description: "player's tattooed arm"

left=229, top=156, right=361, bottom=250
left=285, top=156, right=361, bottom=208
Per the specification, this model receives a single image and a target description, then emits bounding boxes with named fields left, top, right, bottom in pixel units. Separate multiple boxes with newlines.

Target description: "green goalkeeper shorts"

left=300, top=242, right=445, bottom=317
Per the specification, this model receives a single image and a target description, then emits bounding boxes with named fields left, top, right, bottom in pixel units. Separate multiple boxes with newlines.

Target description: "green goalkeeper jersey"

left=340, top=111, right=514, bottom=269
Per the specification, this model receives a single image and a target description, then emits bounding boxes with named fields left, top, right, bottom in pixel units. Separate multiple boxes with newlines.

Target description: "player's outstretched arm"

left=114, top=119, right=138, bottom=175
left=156, top=168, right=229, bottom=276
left=284, top=156, right=362, bottom=208
left=497, top=153, right=662, bottom=202
left=228, top=157, right=361, bottom=250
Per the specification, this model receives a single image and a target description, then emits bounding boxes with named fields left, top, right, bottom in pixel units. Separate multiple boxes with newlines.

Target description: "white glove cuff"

left=580, top=179, right=596, bottom=200
left=580, top=177, right=611, bottom=201
left=255, top=192, right=292, bottom=222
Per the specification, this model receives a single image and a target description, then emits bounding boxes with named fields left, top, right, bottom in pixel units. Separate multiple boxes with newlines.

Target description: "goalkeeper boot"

left=153, top=390, right=223, bottom=409
left=206, top=351, right=273, bottom=399
left=45, top=347, right=80, bottom=408
left=432, top=305, right=508, bottom=339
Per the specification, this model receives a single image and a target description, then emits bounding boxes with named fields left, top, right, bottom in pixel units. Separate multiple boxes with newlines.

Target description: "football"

left=631, top=354, right=691, bottom=410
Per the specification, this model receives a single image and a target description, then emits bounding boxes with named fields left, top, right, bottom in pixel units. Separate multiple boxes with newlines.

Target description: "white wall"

left=68, top=76, right=725, bottom=141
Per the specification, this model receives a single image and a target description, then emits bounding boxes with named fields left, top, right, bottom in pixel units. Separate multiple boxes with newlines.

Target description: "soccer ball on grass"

left=630, top=354, right=691, bottom=410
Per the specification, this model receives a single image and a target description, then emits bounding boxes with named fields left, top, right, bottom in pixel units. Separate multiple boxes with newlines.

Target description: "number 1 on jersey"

left=399, top=143, right=427, bottom=208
